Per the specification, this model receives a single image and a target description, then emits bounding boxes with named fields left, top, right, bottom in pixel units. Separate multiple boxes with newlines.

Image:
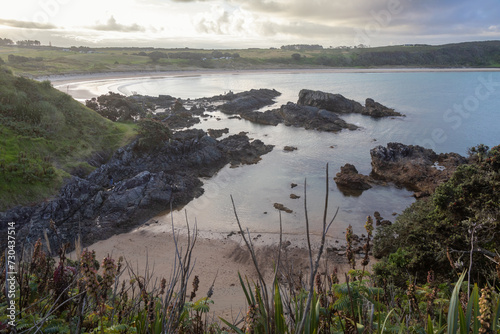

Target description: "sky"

left=1, top=0, right=499, bottom=49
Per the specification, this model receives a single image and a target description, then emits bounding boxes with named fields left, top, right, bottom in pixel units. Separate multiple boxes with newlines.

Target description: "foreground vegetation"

left=374, top=144, right=500, bottom=287
left=1, top=157, right=499, bottom=333
left=0, top=40, right=499, bottom=77
left=0, top=67, right=136, bottom=210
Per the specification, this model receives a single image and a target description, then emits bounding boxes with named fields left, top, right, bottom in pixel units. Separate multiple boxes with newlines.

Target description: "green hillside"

left=0, top=67, right=136, bottom=210
left=0, top=40, right=499, bottom=77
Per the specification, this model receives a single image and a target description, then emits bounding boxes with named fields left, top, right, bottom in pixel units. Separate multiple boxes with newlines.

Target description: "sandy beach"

left=68, top=215, right=360, bottom=319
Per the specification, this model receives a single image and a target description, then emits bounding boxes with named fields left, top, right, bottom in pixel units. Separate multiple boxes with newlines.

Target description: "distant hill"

left=0, top=40, right=499, bottom=77
left=0, top=67, right=135, bottom=210
left=336, top=41, right=500, bottom=67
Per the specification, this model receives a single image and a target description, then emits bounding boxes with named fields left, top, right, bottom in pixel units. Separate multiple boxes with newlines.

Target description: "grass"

left=0, top=67, right=137, bottom=210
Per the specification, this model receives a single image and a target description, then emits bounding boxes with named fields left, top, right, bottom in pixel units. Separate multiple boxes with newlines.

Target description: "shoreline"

left=42, top=66, right=500, bottom=86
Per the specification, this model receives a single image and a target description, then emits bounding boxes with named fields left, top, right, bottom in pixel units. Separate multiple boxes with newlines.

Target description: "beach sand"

left=67, top=218, right=360, bottom=319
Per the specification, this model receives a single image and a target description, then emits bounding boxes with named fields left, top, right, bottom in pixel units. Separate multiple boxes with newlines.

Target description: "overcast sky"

left=1, top=0, right=499, bottom=48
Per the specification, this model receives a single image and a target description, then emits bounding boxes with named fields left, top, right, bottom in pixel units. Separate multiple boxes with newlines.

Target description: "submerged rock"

left=284, top=146, right=298, bottom=152
left=273, top=203, right=293, bottom=213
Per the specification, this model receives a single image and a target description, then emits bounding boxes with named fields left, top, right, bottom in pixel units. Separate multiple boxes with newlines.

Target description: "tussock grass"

left=0, top=67, right=137, bottom=210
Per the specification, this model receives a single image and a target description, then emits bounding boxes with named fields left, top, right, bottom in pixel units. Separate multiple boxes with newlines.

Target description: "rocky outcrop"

left=207, top=128, right=229, bottom=138
left=219, top=89, right=281, bottom=114
left=297, top=89, right=403, bottom=117
left=334, top=163, right=373, bottom=196
left=214, top=89, right=359, bottom=132
left=297, top=89, right=365, bottom=114
left=370, top=142, right=467, bottom=196
left=364, top=98, right=401, bottom=117
left=279, top=103, right=358, bottom=132
left=240, top=109, right=282, bottom=126
left=218, top=134, right=274, bottom=166
left=0, top=130, right=273, bottom=251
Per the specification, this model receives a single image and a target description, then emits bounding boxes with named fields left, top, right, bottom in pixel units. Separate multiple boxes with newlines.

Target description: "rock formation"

left=370, top=142, right=467, bottom=196
left=333, top=143, right=467, bottom=197
left=0, top=129, right=273, bottom=250
left=219, top=89, right=281, bottom=114
left=334, top=163, right=373, bottom=195
left=207, top=128, right=229, bottom=138
left=297, top=89, right=404, bottom=117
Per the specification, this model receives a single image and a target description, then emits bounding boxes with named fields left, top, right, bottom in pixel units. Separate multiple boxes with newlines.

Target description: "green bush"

left=374, top=144, right=500, bottom=286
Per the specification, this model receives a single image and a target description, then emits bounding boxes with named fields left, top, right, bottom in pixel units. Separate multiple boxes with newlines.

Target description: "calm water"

left=67, top=71, right=500, bottom=238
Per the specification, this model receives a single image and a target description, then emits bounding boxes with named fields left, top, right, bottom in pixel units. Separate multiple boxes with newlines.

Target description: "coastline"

left=42, top=66, right=500, bottom=86
left=51, top=66, right=490, bottom=317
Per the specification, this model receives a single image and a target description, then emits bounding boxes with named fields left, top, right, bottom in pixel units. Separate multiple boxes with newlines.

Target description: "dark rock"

left=370, top=142, right=467, bottom=195
left=280, top=102, right=358, bottom=132
left=297, top=89, right=403, bottom=117
left=364, top=98, right=403, bottom=117
left=284, top=146, right=298, bottom=152
left=334, top=163, right=373, bottom=195
left=219, top=89, right=281, bottom=114
left=298, top=89, right=364, bottom=114
left=240, top=109, right=282, bottom=126
left=273, top=203, right=293, bottom=213
left=207, top=128, right=229, bottom=138
left=160, top=108, right=200, bottom=129
left=218, top=134, right=274, bottom=166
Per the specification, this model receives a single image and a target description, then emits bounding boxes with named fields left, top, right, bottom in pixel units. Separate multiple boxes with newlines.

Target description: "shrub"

left=136, top=118, right=171, bottom=150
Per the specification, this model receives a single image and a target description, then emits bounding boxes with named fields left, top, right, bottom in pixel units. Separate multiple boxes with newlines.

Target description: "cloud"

left=229, top=0, right=500, bottom=42
left=90, top=16, right=146, bottom=32
left=194, top=5, right=254, bottom=35
left=0, top=18, right=57, bottom=30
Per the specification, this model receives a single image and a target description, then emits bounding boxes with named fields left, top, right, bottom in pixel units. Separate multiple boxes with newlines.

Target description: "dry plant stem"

left=20, top=281, right=85, bottom=334
left=161, top=206, right=198, bottom=331
left=230, top=195, right=271, bottom=324
left=296, top=163, right=339, bottom=334
left=271, top=211, right=284, bottom=321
